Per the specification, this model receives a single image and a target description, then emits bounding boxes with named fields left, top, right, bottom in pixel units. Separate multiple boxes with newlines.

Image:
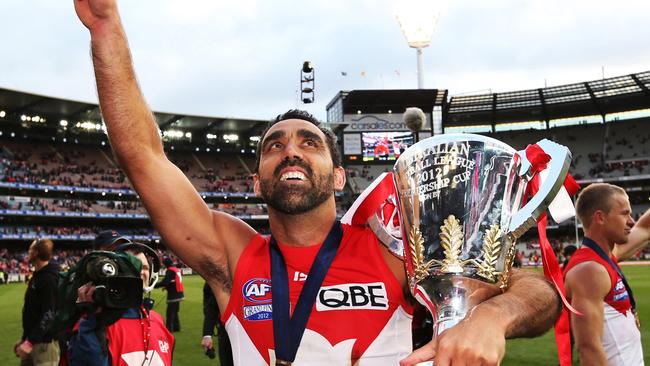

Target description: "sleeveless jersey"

left=565, top=247, right=643, bottom=365
left=221, top=224, right=413, bottom=366
left=106, top=309, right=175, bottom=366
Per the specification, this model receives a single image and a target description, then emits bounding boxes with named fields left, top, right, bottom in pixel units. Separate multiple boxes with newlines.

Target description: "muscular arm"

left=478, top=269, right=561, bottom=338
left=614, top=208, right=650, bottom=261
left=73, top=0, right=255, bottom=294
left=565, top=262, right=610, bottom=365
left=401, top=269, right=561, bottom=366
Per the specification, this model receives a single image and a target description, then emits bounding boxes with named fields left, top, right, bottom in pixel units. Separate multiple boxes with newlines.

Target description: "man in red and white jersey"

left=73, top=1, right=563, bottom=364
left=565, top=183, right=650, bottom=365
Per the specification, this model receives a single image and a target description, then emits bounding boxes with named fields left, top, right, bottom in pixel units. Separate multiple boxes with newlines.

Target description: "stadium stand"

left=1, top=71, right=649, bottom=274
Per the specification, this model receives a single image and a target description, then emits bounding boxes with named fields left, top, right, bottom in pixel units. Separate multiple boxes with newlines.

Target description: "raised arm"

left=73, top=0, right=255, bottom=292
left=565, top=262, right=610, bottom=365
left=400, top=269, right=561, bottom=366
left=614, top=208, right=650, bottom=261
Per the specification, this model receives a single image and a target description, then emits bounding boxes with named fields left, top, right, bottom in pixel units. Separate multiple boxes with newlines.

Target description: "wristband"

left=22, top=339, right=33, bottom=348
left=202, top=335, right=212, bottom=340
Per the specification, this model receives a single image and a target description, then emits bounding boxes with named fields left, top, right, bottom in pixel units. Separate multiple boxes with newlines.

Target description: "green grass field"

left=1, top=267, right=648, bottom=365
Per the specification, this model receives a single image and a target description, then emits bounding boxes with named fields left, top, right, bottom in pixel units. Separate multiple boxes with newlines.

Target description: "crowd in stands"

left=0, top=196, right=268, bottom=216
left=1, top=144, right=130, bottom=189
left=0, top=248, right=88, bottom=282
left=0, top=141, right=256, bottom=194
left=0, top=226, right=153, bottom=237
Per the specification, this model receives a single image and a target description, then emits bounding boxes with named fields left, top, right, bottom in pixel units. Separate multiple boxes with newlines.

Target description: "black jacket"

left=22, top=261, right=59, bottom=343
left=155, top=267, right=184, bottom=302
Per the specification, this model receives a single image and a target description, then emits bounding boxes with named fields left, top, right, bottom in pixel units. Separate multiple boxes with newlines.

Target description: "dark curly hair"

left=253, top=109, right=341, bottom=173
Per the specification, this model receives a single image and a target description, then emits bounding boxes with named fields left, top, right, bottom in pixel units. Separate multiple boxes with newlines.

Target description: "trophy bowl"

left=393, top=133, right=570, bottom=335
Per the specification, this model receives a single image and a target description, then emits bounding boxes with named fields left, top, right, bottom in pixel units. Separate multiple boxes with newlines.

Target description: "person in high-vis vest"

left=156, top=258, right=185, bottom=332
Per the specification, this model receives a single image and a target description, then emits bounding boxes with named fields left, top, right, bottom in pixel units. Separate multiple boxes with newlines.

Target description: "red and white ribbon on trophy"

left=521, top=143, right=581, bottom=366
left=341, top=172, right=397, bottom=228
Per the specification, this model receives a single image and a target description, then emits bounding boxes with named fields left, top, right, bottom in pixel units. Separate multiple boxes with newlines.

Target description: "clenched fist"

left=74, top=0, right=119, bottom=30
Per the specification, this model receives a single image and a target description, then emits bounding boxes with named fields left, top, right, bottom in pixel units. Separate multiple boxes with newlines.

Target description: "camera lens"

left=86, top=257, right=118, bottom=281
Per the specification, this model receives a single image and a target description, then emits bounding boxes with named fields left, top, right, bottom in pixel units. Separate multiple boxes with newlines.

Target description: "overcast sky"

left=1, top=0, right=649, bottom=121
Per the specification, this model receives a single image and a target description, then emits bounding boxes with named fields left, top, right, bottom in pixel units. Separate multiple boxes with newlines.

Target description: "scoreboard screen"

left=361, top=131, right=414, bottom=162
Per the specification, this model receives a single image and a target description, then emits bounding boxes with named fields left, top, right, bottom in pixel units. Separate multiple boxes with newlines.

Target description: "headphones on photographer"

left=114, top=241, right=161, bottom=293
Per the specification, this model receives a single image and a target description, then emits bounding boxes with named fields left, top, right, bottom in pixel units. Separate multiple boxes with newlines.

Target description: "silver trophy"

left=392, top=133, right=570, bottom=336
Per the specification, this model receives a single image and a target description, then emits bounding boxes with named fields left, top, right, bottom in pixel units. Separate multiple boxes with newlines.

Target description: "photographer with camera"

left=68, top=242, right=174, bottom=366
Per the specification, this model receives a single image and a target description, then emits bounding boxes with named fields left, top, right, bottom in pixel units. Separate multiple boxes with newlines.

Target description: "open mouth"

left=280, top=171, right=307, bottom=182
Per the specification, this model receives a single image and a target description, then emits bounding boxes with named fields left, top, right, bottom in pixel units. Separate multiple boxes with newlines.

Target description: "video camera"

left=82, top=251, right=144, bottom=309
left=50, top=242, right=161, bottom=336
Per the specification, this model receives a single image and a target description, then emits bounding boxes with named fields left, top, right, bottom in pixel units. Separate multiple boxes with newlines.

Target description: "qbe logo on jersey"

left=242, top=278, right=273, bottom=321
left=316, top=282, right=389, bottom=311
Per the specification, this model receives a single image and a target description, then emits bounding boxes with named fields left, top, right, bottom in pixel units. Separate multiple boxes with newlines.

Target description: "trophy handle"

left=507, top=139, right=572, bottom=239
left=368, top=195, right=405, bottom=260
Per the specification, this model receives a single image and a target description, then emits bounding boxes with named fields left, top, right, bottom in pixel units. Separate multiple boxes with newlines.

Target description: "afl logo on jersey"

left=243, top=278, right=272, bottom=303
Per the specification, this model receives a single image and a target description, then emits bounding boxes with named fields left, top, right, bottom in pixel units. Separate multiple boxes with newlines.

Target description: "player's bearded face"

left=259, top=157, right=334, bottom=214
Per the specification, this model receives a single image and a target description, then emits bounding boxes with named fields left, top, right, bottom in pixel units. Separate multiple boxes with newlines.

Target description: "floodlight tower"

left=396, top=1, right=440, bottom=89
left=301, top=61, right=315, bottom=104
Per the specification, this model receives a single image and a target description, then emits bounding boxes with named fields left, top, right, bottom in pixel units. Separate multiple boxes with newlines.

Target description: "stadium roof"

left=2, top=70, right=650, bottom=136
left=326, top=89, right=447, bottom=115
left=446, top=70, right=650, bottom=126
left=0, top=87, right=270, bottom=137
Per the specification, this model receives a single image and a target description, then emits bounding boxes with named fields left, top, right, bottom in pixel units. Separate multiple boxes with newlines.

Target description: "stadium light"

left=60, top=120, right=68, bottom=127
left=0, top=110, right=5, bottom=118
left=223, top=133, right=239, bottom=142
left=249, top=136, right=261, bottom=142
left=163, top=129, right=184, bottom=138
left=301, top=61, right=315, bottom=103
left=395, top=0, right=444, bottom=88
